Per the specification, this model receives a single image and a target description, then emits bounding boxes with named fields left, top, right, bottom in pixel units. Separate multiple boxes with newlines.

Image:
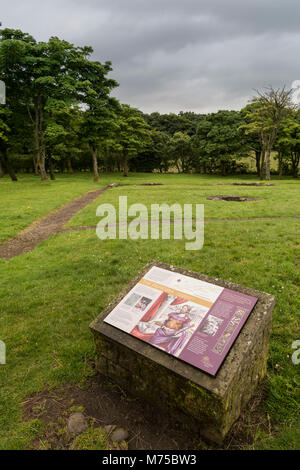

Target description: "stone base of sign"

left=90, top=261, right=275, bottom=444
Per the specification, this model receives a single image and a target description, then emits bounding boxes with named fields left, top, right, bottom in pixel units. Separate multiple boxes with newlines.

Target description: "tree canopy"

left=0, top=28, right=299, bottom=180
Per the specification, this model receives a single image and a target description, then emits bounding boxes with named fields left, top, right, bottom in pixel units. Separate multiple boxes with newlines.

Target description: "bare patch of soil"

left=214, top=182, right=277, bottom=186
left=137, top=183, right=164, bottom=186
left=23, top=374, right=200, bottom=450
left=231, top=182, right=277, bottom=186
left=207, top=195, right=263, bottom=202
left=0, top=187, right=110, bottom=259
left=22, top=372, right=274, bottom=450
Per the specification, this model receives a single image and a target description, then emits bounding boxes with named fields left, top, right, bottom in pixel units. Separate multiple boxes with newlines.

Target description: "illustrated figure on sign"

left=137, top=305, right=194, bottom=355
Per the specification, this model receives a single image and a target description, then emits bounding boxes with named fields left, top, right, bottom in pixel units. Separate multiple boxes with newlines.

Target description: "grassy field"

left=0, top=173, right=299, bottom=450
left=67, top=178, right=299, bottom=227
left=0, top=173, right=111, bottom=243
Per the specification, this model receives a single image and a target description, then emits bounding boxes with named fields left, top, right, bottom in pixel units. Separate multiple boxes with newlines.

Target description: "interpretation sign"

left=104, top=266, right=258, bottom=376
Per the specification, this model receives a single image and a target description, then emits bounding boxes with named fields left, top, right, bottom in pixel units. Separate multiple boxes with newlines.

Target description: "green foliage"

left=131, top=129, right=171, bottom=173
left=192, top=110, right=250, bottom=174
left=275, top=110, right=300, bottom=177
left=0, top=107, right=9, bottom=142
left=70, top=427, right=108, bottom=450
left=169, top=131, right=192, bottom=173
left=113, top=104, right=151, bottom=176
left=255, top=421, right=300, bottom=450
left=0, top=419, right=45, bottom=450
left=0, top=28, right=119, bottom=180
left=144, top=111, right=203, bottom=136
left=241, top=88, right=295, bottom=180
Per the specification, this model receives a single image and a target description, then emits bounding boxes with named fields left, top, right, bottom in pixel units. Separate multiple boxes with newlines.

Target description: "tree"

left=0, top=106, right=17, bottom=180
left=130, top=129, right=171, bottom=173
left=193, top=110, right=249, bottom=175
left=149, top=129, right=171, bottom=172
left=79, top=55, right=119, bottom=181
left=44, top=102, right=84, bottom=179
left=0, top=107, right=8, bottom=141
left=245, top=87, right=295, bottom=180
left=275, top=111, right=300, bottom=178
left=240, top=103, right=264, bottom=177
left=115, top=104, right=151, bottom=177
left=0, top=28, right=118, bottom=181
left=81, top=100, right=119, bottom=182
left=144, top=111, right=198, bottom=136
left=169, top=132, right=192, bottom=173
left=0, top=30, right=36, bottom=180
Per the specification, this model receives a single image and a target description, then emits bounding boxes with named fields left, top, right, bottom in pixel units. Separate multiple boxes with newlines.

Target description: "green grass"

left=254, top=421, right=300, bottom=450
left=70, top=426, right=109, bottom=450
left=1, top=173, right=298, bottom=242
left=0, top=173, right=111, bottom=243
left=0, top=173, right=299, bottom=450
left=66, top=179, right=300, bottom=228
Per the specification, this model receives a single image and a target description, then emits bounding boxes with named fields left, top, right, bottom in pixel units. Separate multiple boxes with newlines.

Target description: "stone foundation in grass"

left=90, top=261, right=275, bottom=444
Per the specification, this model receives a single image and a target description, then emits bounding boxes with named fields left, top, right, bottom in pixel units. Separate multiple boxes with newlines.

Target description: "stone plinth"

left=90, top=261, right=275, bottom=444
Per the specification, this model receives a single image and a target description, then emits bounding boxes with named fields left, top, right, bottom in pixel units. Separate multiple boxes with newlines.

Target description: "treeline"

left=0, top=28, right=299, bottom=181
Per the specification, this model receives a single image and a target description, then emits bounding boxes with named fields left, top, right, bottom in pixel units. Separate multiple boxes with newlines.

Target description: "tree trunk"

left=34, top=120, right=40, bottom=176
left=67, top=158, right=74, bottom=174
left=1, top=147, right=18, bottom=181
left=38, top=160, right=47, bottom=180
left=260, top=150, right=266, bottom=180
left=38, top=147, right=47, bottom=181
left=278, top=152, right=283, bottom=179
left=265, top=149, right=271, bottom=180
left=91, top=146, right=99, bottom=182
left=34, top=116, right=47, bottom=180
left=33, top=97, right=47, bottom=180
left=123, top=153, right=129, bottom=177
left=33, top=156, right=39, bottom=175
left=0, top=160, right=4, bottom=177
left=181, top=156, right=185, bottom=173
left=255, top=150, right=261, bottom=178
left=175, top=159, right=181, bottom=174
left=49, top=156, right=55, bottom=180
left=291, top=152, right=299, bottom=178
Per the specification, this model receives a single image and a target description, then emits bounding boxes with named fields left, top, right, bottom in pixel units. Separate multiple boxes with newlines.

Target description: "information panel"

left=104, top=266, right=258, bottom=376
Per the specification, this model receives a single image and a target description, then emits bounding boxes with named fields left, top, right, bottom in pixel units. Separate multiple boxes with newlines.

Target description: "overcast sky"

left=1, top=0, right=300, bottom=113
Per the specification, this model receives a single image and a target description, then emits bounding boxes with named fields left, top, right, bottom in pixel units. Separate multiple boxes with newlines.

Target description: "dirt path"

left=0, top=187, right=109, bottom=259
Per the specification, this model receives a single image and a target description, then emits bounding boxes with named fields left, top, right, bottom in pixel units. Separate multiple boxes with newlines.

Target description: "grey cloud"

left=2, top=0, right=300, bottom=113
